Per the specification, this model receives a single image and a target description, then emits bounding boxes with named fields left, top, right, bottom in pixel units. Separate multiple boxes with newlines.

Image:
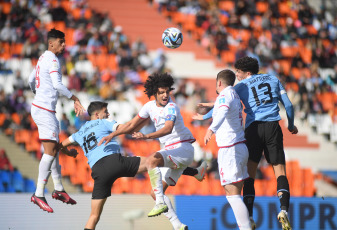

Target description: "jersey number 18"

left=83, top=132, right=98, bottom=153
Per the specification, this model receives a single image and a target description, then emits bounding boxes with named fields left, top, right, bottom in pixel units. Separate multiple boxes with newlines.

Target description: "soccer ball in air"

left=162, top=27, right=183, bottom=49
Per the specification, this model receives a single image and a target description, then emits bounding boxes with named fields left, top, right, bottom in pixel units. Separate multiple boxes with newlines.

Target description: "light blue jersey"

left=234, top=74, right=289, bottom=128
left=70, top=119, right=120, bottom=168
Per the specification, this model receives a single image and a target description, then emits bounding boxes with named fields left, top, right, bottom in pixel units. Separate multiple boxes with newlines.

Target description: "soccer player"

left=59, top=101, right=147, bottom=230
left=28, top=29, right=85, bottom=213
left=194, top=56, right=298, bottom=230
left=60, top=101, right=206, bottom=230
left=99, top=73, right=205, bottom=230
left=204, top=70, right=251, bottom=230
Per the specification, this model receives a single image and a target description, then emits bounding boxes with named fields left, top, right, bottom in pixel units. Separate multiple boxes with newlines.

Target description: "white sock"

left=163, top=195, right=182, bottom=230
left=226, top=195, right=251, bottom=230
left=35, top=154, right=54, bottom=197
left=51, top=153, right=64, bottom=191
left=148, top=167, right=164, bottom=204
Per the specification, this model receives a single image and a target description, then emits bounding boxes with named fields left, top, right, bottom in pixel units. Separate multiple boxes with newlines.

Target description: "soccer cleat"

left=278, top=210, right=292, bottom=230
left=249, top=217, right=256, bottom=230
left=31, top=194, right=54, bottom=213
left=147, top=203, right=168, bottom=217
left=178, top=224, right=188, bottom=230
left=52, top=190, right=77, bottom=205
left=194, top=161, right=207, bottom=181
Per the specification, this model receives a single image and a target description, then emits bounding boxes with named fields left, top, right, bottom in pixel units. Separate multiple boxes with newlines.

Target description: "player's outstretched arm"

left=98, top=115, right=145, bottom=146
left=279, top=93, right=297, bottom=134
left=197, top=102, right=215, bottom=109
left=132, top=120, right=174, bottom=140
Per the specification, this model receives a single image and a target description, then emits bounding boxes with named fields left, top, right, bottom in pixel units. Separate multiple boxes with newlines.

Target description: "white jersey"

left=138, top=99, right=195, bottom=146
left=28, top=50, right=72, bottom=112
left=209, top=86, right=245, bottom=147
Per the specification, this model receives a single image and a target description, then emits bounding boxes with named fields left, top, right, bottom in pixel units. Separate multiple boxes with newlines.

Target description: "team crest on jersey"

left=219, top=98, right=226, bottom=104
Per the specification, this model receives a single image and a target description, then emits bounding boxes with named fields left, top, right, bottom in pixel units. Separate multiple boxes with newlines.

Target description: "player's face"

left=155, top=87, right=170, bottom=107
left=50, top=38, right=66, bottom=55
left=97, top=107, right=109, bottom=119
left=235, top=69, right=250, bottom=81
left=216, top=80, right=220, bottom=94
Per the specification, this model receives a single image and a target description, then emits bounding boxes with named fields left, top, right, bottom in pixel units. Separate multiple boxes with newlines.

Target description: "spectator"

left=0, top=149, right=13, bottom=171
left=60, top=113, right=71, bottom=135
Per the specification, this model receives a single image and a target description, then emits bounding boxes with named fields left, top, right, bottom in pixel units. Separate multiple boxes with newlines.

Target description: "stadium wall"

left=0, top=194, right=173, bottom=230
left=2, top=194, right=337, bottom=229
left=176, top=196, right=337, bottom=230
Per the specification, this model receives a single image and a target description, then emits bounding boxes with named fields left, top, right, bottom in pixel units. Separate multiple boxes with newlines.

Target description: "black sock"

left=243, top=177, right=255, bottom=217
left=277, top=175, right=290, bottom=211
left=182, top=167, right=198, bottom=176
left=84, top=229, right=92, bottom=230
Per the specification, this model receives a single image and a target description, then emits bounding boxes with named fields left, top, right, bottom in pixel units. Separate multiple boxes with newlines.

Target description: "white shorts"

left=31, top=105, right=59, bottom=142
left=218, top=143, right=249, bottom=186
left=158, top=142, right=194, bottom=186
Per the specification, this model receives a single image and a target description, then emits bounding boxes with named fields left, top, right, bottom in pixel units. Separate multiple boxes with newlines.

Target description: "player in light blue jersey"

left=59, top=101, right=147, bottom=230
left=59, top=101, right=204, bottom=230
left=193, top=57, right=298, bottom=230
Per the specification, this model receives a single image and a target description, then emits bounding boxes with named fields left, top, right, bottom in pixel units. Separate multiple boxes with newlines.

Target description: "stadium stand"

left=0, top=0, right=336, bottom=197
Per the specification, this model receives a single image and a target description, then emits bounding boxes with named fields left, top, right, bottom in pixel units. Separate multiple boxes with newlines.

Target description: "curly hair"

left=144, top=72, right=175, bottom=98
left=234, top=56, right=259, bottom=74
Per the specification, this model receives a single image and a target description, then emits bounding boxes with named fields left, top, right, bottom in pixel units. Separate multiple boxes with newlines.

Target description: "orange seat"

left=277, top=60, right=291, bottom=75
left=171, top=11, right=186, bottom=25
left=25, top=139, right=41, bottom=153
left=280, top=46, right=298, bottom=58
left=299, top=48, right=312, bottom=64
left=183, top=14, right=197, bottom=32
left=218, top=1, right=235, bottom=12
left=0, top=113, right=5, bottom=126
left=302, top=168, right=315, bottom=197
left=221, top=50, right=235, bottom=64
left=71, top=8, right=81, bottom=20
left=317, top=92, right=337, bottom=112
left=256, top=2, right=268, bottom=14
left=11, top=43, right=23, bottom=56
left=60, top=0, right=71, bottom=12
left=278, top=2, right=290, bottom=15
left=11, top=113, right=21, bottom=125
left=65, top=28, right=75, bottom=46
left=2, top=2, right=11, bottom=14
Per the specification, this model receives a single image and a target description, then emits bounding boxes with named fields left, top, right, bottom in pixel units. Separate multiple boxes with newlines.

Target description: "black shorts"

left=91, top=153, right=140, bottom=199
left=245, top=121, right=285, bottom=165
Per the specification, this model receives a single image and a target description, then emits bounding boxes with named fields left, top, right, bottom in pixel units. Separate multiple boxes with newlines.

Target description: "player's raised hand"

left=74, top=100, right=85, bottom=116
left=289, top=125, right=298, bottom=134
left=132, top=132, right=146, bottom=139
left=204, top=129, right=213, bottom=146
left=192, top=113, right=204, bottom=120
left=98, top=134, right=114, bottom=146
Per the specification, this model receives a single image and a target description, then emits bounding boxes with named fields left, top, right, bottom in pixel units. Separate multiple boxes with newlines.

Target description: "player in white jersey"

left=98, top=73, right=205, bottom=230
left=28, top=29, right=85, bottom=213
left=204, top=70, right=251, bottom=230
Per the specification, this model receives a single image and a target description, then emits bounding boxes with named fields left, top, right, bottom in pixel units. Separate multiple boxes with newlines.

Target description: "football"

left=162, top=27, right=183, bottom=49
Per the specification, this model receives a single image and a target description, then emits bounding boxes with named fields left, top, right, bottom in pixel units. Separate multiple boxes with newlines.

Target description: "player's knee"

left=277, top=175, right=289, bottom=192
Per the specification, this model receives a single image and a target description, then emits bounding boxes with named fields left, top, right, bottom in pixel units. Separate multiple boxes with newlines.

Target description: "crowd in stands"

left=0, top=0, right=330, bottom=196
left=151, top=0, right=337, bottom=129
